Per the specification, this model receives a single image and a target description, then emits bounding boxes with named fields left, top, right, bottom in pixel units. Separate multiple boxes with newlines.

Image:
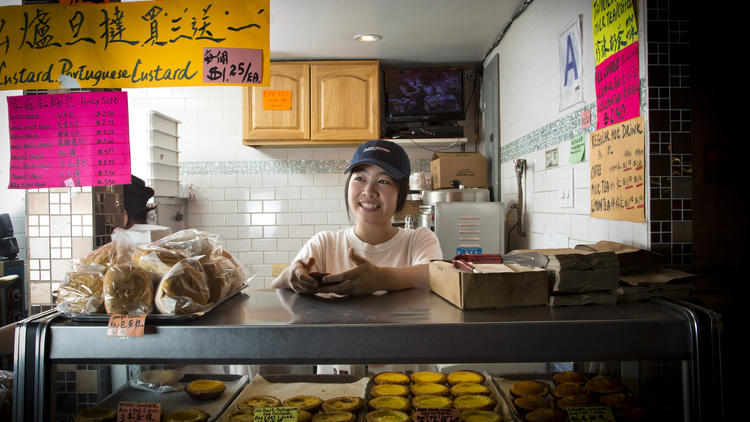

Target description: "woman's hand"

left=316, top=249, right=390, bottom=296
left=285, top=257, right=320, bottom=295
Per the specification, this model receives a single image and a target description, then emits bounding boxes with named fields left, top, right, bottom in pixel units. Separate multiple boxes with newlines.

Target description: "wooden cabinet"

left=243, top=60, right=379, bottom=146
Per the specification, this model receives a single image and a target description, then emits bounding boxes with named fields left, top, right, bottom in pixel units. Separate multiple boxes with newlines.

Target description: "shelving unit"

left=13, top=288, right=723, bottom=421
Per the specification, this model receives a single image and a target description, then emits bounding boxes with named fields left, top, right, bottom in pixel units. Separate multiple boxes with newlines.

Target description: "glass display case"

left=13, top=288, right=723, bottom=421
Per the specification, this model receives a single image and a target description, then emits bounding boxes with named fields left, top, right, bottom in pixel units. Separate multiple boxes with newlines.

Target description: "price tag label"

left=263, top=90, right=293, bottom=110
left=566, top=405, right=616, bottom=422
left=117, top=401, right=161, bottom=422
left=413, top=408, right=461, bottom=422
left=254, top=406, right=298, bottom=422
left=203, top=47, right=263, bottom=84
left=107, top=314, right=146, bottom=337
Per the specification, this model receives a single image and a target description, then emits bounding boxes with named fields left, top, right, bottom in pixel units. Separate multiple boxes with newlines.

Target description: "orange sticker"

left=117, top=402, right=161, bottom=422
left=107, top=314, right=146, bottom=337
left=263, top=90, right=292, bottom=110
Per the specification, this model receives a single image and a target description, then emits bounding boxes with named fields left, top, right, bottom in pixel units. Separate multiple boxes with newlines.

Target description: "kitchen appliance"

left=434, top=202, right=504, bottom=259
left=418, top=186, right=491, bottom=231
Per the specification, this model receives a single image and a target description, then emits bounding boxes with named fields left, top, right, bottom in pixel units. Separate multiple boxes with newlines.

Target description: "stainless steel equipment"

left=421, top=187, right=490, bottom=205
left=434, top=202, right=504, bottom=259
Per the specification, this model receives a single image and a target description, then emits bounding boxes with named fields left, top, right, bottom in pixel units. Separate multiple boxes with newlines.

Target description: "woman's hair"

left=123, top=175, right=157, bottom=227
left=344, top=164, right=409, bottom=220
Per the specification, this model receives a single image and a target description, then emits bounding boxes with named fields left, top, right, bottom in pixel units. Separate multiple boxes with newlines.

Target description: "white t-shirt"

left=293, top=226, right=442, bottom=275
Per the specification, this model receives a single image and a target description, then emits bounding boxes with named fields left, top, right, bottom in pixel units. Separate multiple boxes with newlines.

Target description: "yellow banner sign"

left=0, top=0, right=269, bottom=90
left=592, top=0, right=638, bottom=65
left=590, top=116, right=645, bottom=222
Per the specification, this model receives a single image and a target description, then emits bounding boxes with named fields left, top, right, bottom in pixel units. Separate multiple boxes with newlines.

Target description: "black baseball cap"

left=345, top=140, right=411, bottom=180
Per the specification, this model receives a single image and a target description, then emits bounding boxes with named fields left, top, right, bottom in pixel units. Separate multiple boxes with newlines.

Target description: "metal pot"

left=421, top=187, right=490, bottom=205
left=418, top=205, right=433, bottom=228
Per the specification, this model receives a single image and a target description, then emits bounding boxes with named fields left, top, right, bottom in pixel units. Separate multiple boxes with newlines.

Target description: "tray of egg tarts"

left=219, top=374, right=372, bottom=422
left=492, top=371, right=654, bottom=422
left=366, top=370, right=510, bottom=422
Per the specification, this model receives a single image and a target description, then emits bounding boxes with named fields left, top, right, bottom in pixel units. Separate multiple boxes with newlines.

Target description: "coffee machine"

left=1, top=213, right=26, bottom=326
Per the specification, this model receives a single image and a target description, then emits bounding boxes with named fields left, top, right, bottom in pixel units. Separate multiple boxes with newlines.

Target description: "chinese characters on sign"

left=117, top=401, right=161, bottom=422
left=0, top=0, right=269, bottom=89
left=7, top=91, right=131, bottom=189
left=590, top=116, right=645, bottom=222
left=592, top=0, right=638, bottom=65
left=106, top=313, right=146, bottom=337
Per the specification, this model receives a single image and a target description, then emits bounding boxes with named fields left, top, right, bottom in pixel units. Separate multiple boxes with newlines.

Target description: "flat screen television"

left=385, top=68, right=465, bottom=123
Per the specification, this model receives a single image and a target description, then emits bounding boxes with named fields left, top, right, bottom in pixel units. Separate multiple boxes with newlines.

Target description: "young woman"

left=271, top=140, right=442, bottom=296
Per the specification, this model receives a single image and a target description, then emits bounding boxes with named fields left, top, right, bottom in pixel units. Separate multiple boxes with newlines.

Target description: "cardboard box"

left=430, top=152, right=487, bottom=189
left=429, top=260, right=549, bottom=309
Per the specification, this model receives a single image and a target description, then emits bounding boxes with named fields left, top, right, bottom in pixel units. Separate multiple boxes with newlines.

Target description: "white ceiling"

left=268, top=0, right=525, bottom=67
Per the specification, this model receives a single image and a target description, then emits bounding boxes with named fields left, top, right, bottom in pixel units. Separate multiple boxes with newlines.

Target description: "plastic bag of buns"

left=132, top=246, right=188, bottom=280
left=201, top=246, right=246, bottom=303
left=56, top=263, right=107, bottom=314
left=150, top=229, right=218, bottom=259
left=154, top=257, right=211, bottom=315
left=103, top=262, right=154, bottom=315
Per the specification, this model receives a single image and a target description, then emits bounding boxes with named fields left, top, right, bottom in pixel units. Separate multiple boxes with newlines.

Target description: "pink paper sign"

left=595, top=41, right=640, bottom=129
left=7, top=91, right=131, bottom=189
left=203, top=47, right=263, bottom=84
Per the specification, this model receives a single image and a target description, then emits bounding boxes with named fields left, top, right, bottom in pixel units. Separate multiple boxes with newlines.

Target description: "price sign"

left=566, top=405, right=616, bottom=422
left=263, top=90, right=293, bottom=110
left=117, top=402, right=161, bottom=422
left=254, top=406, right=298, bottom=422
left=203, top=47, right=263, bottom=84
left=595, top=41, right=640, bottom=130
left=107, top=314, right=146, bottom=337
left=413, top=408, right=461, bottom=422
left=7, top=91, right=131, bottom=189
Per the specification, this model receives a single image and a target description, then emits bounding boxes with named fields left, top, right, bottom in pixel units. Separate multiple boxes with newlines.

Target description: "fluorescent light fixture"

left=354, top=33, right=382, bottom=42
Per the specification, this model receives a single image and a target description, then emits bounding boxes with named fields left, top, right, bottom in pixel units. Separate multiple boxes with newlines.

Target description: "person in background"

left=122, top=175, right=157, bottom=229
left=271, top=139, right=442, bottom=296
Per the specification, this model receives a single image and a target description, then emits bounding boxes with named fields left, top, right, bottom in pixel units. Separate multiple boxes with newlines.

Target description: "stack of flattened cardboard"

left=509, top=248, right=620, bottom=306
left=576, top=241, right=696, bottom=302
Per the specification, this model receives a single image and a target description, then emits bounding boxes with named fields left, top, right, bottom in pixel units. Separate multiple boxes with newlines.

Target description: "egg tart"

left=585, top=376, right=624, bottom=397
left=185, top=379, right=226, bottom=400
left=453, top=395, right=496, bottom=411
left=238, top=395, right=282, bottom=410
left=513, top=395, right=552, bottom=415
left=510, top=381, right=549, bottom=398
left=374, top=372, right=411, bottom=385
left=369, top=395, right=411, bottom=411
left=74, top=407, right=117, bottom=422
left=524, top=408, right=566, bottom=422
left=599, top=393, right=638, bottom=408
left=556, top=394, right=593, bottom=410
left=447, top=371, right=485, bottom=386
left=322, top=397, right=364, bottom=413
left=371, top=384, right=410, bottom=397
left=283, top=395, right=323, bottom=412
left=164, top=408, right=209, bottom=422
left=412, top=395, right=453, bottom=409
left=552, top=371, right=587, bottom=385
left=366, top=409, right=411, bottom=422
left=410, top=382, right=450, bottom=396
left=312, top=411, right=357, bottom=422
left=226, top=409, right=255, bottom=422
left=459, top=409, right=502, bottom=422
left=450, top=383, right=490, bottom=396
left=551, top=382, right=587, bottom=399
left=410, top=371, right=447, bottom=385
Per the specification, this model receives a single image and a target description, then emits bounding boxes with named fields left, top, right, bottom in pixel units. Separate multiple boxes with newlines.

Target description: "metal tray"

left=220, top=374, right=372, bottom=422
left=61, top=282, right=249, bottom=323
left=97, top=373, right=249, bottom=422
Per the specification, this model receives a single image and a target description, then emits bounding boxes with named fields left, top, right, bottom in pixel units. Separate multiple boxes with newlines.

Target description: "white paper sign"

left=559, top=15, right=584, bottom=110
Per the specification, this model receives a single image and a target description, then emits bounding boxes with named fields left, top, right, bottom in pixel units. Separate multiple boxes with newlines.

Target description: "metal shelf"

left=13, top=288, right=723, bottom=421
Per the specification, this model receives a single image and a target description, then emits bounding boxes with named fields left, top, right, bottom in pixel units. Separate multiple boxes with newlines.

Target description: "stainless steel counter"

left=14, top=288, right=723, bottom=422
left=42, top=288, right=691, bottom=363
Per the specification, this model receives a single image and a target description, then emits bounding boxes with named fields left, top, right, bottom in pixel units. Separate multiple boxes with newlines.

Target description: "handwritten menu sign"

left=595, top=41, right=640, bottom=129
left=255, top=406, right=298, bottom=422
left=590, top=116, right=645, bottom=222
left=566, top=405, right=616, bottom=422
left=0, top=0, right=269, bottom=90
left=7, top=91, right=131, bottom=189
left=117, top=401, right=161, bottom=422
left=263, top=90, right=293, bottom=110
left=107, top=314, right=146, bottom=337
left=203, top=47, right=263, bottom=84
left=593, top=0, right=638, bottom=65
left=413, top=408, right=461, bottom=422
